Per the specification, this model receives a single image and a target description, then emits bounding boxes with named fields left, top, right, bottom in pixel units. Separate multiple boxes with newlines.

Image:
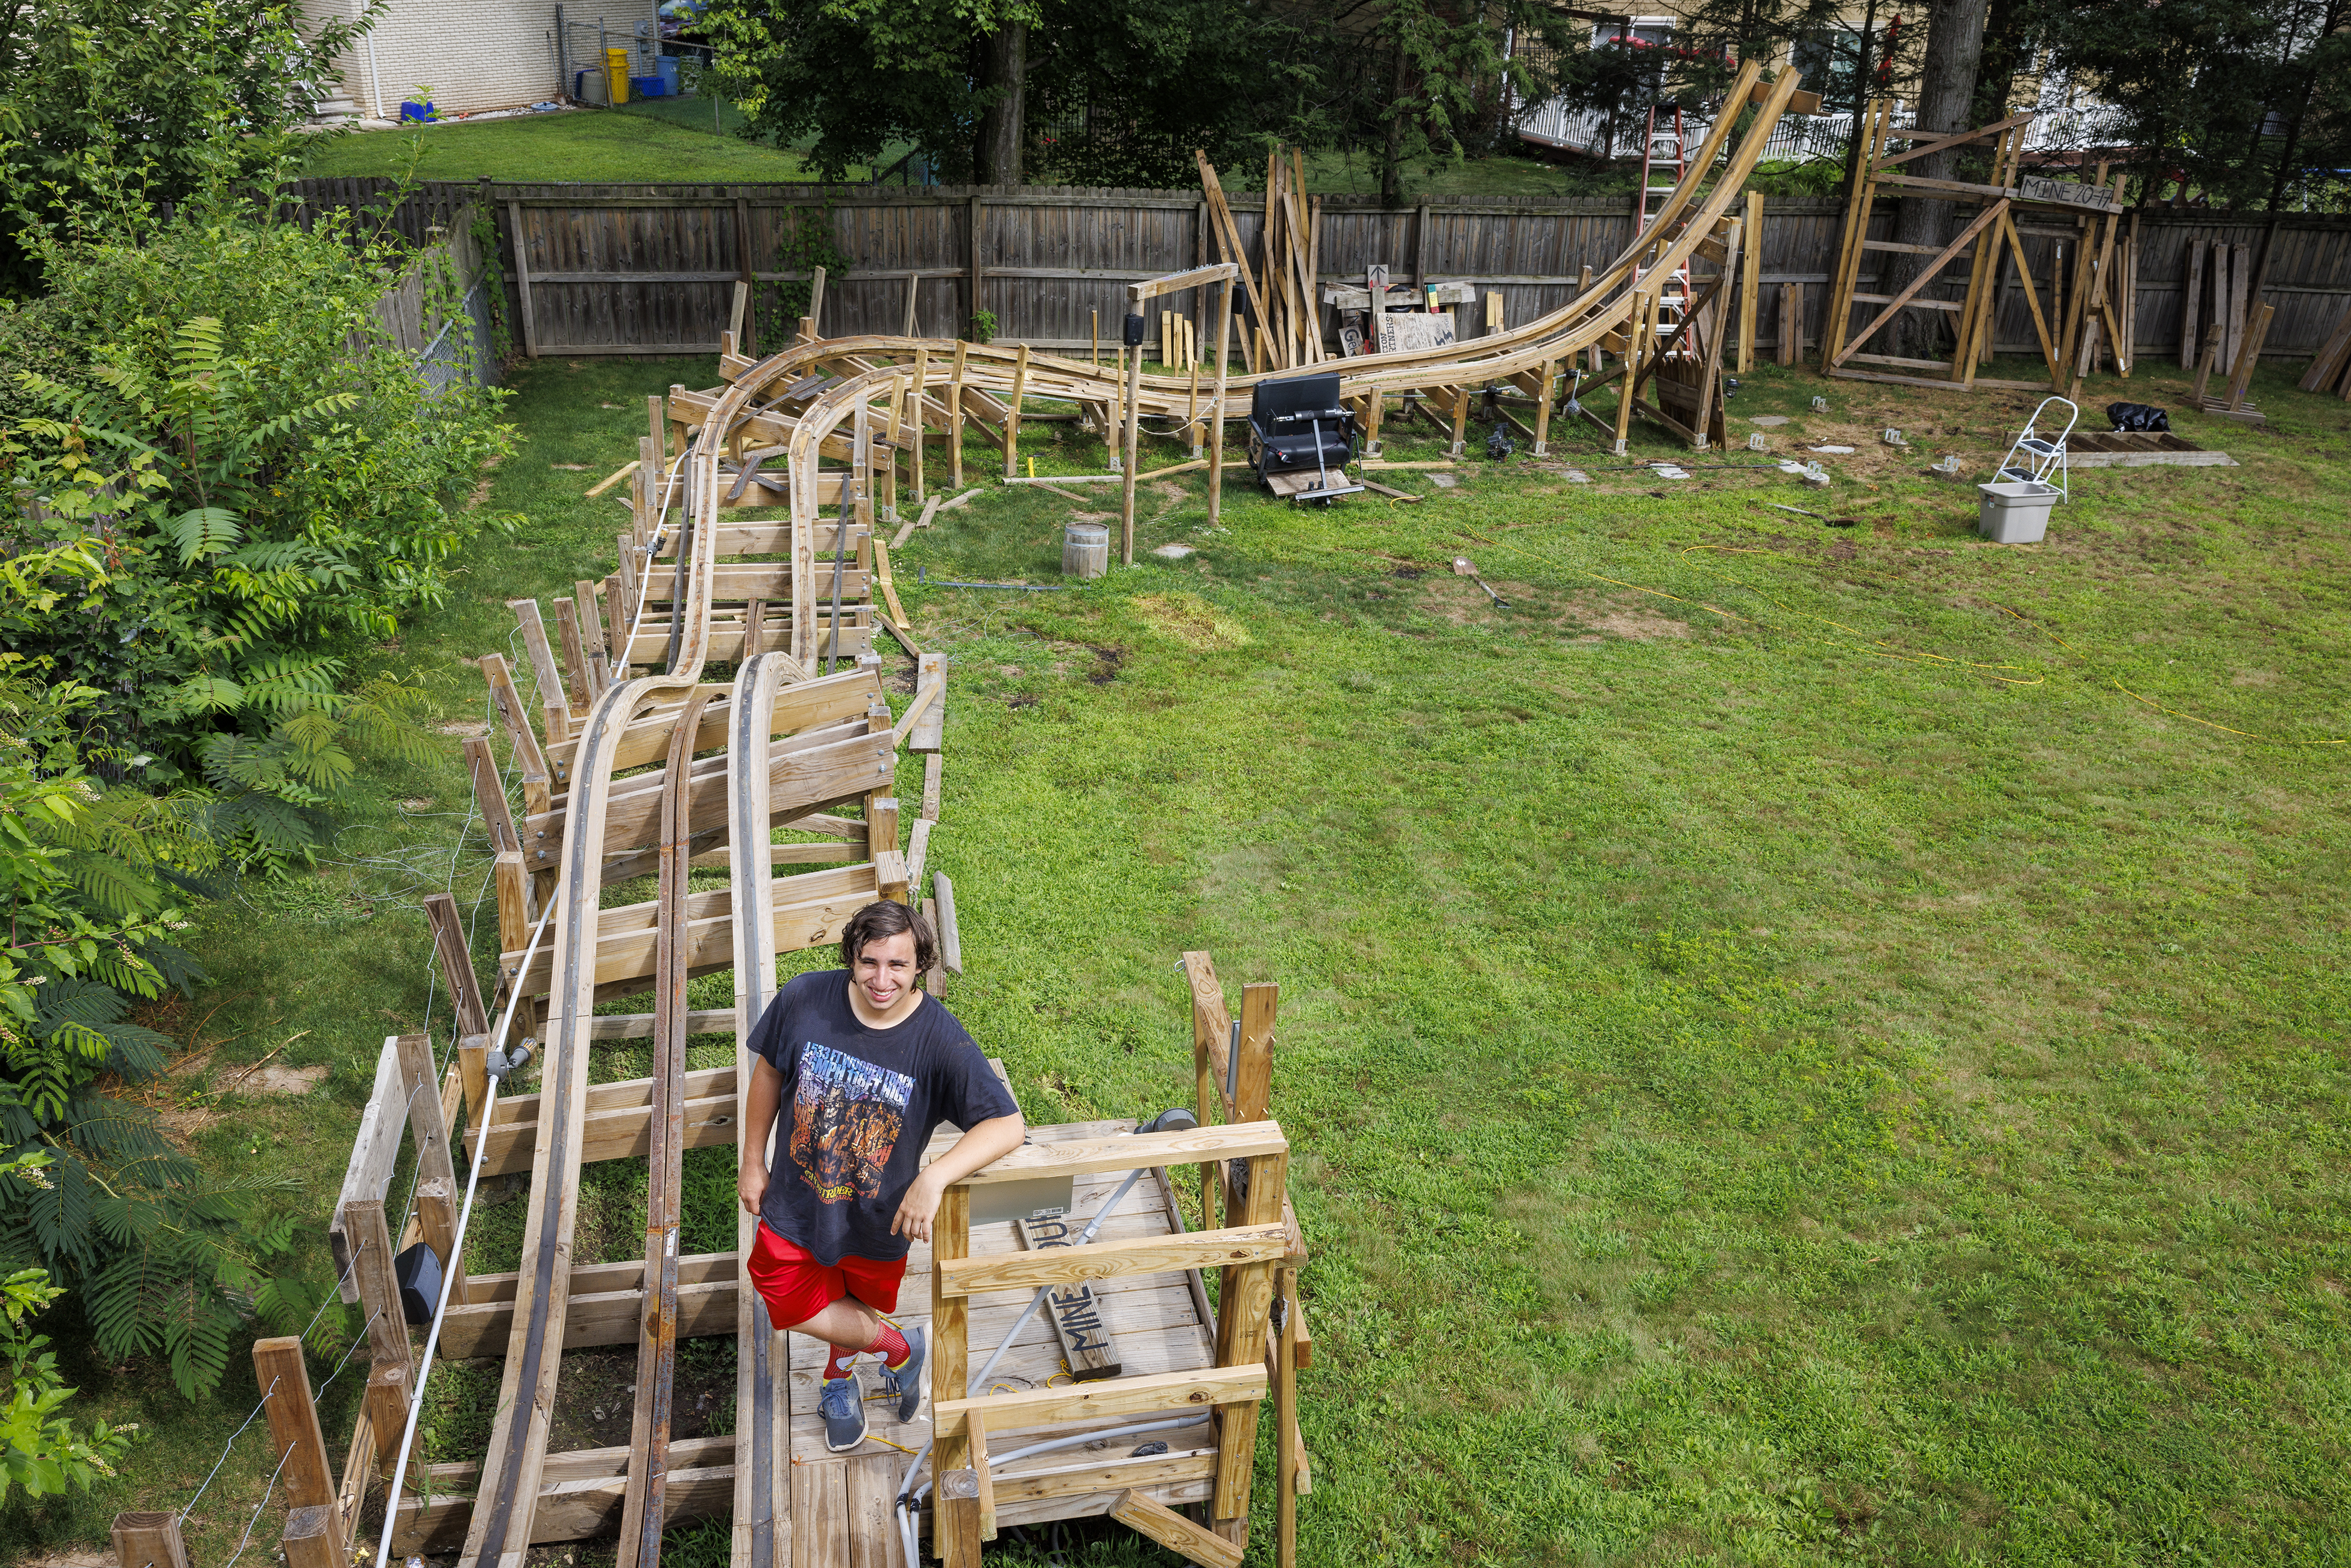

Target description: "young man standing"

left=737, top=900, right=1025, bottom=1452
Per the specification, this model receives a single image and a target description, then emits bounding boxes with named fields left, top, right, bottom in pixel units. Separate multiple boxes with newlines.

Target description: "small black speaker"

left=1122, top=313, right=1146, bottom=347
left=395, top=1241, right=444, bottom=1324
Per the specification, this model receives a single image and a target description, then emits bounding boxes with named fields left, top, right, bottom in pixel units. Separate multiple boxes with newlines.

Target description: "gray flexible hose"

left=892, top=1151, right=1168, bottom=1567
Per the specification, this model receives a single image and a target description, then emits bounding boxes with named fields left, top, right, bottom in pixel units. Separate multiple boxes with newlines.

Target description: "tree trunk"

left=1884, top=0, right=1991, bottom=357
left=977, top=23, right=1027, bottom=186
left=1381, top=38, right=1412, bottom=206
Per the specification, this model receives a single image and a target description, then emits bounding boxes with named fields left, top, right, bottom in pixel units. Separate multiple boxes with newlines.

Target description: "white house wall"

left=306, top=0, right=658, bottom=118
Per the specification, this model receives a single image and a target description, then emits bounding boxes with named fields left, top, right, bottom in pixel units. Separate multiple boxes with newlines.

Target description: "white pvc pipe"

left=371, top=900, right=555, bottom=1568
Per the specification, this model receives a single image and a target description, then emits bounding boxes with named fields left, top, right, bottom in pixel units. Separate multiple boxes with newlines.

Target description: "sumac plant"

left=1, top=200, right=514, bottom=867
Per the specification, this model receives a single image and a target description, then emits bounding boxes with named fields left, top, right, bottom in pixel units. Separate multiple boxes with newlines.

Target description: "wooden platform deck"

left=391, top=1118, right=1224, bottom=1563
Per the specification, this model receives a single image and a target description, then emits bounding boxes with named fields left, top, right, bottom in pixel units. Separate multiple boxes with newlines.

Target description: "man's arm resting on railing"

left=893, top=1112, right=1025, bottom=1243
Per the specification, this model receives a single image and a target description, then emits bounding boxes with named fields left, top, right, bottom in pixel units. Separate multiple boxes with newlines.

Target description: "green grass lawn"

left=299, top=101, right=1623, bottom=197
left=9, top=345, right=2350, bottom=1566
left=297, top=102, right=826, bottom=183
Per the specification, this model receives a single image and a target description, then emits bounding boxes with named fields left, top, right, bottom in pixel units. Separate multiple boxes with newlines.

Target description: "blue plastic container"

left=655, top=56, right=681, bottom=95
left=631, top=74, right=666, bottom=98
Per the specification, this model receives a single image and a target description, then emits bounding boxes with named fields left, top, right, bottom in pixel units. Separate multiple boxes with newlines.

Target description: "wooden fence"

left=284, top=178, right=2351, bottom=370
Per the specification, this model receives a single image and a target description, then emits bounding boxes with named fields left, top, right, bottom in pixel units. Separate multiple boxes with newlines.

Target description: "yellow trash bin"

left=605, top=47, right=632, bottom=104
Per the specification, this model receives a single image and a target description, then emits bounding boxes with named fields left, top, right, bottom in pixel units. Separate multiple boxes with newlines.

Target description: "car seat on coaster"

left=1247, top=371, right=1363, bottom=502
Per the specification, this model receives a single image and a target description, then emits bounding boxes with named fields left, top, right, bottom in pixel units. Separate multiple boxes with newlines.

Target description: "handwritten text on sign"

left=2019, top=175, right=2118, bottom=212
left=1015, top=1214, right=1123, bottom=1381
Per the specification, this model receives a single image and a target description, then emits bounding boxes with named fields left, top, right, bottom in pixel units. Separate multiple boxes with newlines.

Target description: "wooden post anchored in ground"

left=1002, top=344, right=1030, bottom=479
left=932, top=1184, right=977, bottom=1566
left=506, top=599, right=570, bottom=745
left=464, top=735, right=530, bottom=960
left=392, top=1030, right=467, bottom=1306
left=1209, top=273, right=1233, bottom=525
left=255, top=1337, right=339, bottom=1513
left=111, top=1513, right=190, bottom=1568
left=344, top=1198, right=415, bottom=1384
left=948, top=339, right=968, bottom=490
left=282, top=1506, right=345, bottom=1568
left=908, top=345, right=930, bottom=505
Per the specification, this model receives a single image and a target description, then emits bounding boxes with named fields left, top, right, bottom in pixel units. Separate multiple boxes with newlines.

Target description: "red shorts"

left=747, top=1223, right=907, bottom=1329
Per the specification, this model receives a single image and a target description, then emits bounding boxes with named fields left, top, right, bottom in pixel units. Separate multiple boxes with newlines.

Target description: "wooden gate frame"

left=1822, top=102, right=2125, bottom=395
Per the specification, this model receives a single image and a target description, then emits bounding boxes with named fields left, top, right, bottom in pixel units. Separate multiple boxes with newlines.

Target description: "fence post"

left=110, top=1513, right=189, bottom=1568
left=253, top=1337, right=338, bottom=1510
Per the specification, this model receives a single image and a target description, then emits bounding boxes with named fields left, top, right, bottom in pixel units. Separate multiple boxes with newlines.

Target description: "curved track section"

left=701, top=61, right=1796, bottom=472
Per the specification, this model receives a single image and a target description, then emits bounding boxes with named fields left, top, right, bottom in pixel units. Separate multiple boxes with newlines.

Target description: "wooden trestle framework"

left=1823, top=99, right=2130, bottom=397
left=265, top=60, right=1821, bottom=1568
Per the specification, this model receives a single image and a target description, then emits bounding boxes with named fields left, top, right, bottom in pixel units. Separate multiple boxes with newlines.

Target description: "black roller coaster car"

left=1247, top=372, right=1364, bottom=504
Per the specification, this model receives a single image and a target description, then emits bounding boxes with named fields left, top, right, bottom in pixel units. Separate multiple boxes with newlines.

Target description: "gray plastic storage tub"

left=1977, top=480, right=2059, bottom=544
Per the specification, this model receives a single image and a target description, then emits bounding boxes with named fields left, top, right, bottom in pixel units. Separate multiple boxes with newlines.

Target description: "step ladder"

left=1632, top=104, right=1693, bottom=331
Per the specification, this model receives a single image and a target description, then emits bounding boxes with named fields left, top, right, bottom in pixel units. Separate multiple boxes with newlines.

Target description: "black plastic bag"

left=2106, top=401, right=2170, bottom=432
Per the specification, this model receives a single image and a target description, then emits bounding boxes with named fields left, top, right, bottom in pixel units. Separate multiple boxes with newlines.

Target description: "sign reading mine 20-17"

left=2019, top=175, right=2119, bottom=212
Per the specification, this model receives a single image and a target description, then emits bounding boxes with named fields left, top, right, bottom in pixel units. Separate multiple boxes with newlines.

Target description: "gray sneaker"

left=878, top=1325, right=925, bottom=1423
left=819, top=1373, right=867, bottom=1452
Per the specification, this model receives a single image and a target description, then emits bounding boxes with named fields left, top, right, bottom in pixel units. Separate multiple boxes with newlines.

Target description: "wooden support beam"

left=508, top=599, right=571, bottom=743
left=423, top=894, right=493, bottom=1042
left=1110, top=1490, right=1243, bottom=1568
left=1212, top=1148, right=1286, bottom=1528
left=933, top=1183, right=977, bottom=1567
left=936, top=1223, right=1292, bottom=1299
left=480, top=653, right=553, bottom=815
left=1235, top=981, right=1276, bottom=1122
left=344, top=1198, right=413, bottom=1383
left=388, top=1034, right=466, bottom=1310
left=932, top=1364, right=1268, bottom=1441
left=254, top=1338, right=338, bottom=1512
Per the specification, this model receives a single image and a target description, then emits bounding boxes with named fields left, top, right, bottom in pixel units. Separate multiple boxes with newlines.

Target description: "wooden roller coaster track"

left=321, top=62, right=1802, bottom=1568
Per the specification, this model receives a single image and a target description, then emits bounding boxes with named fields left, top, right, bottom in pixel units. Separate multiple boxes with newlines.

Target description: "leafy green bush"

left=0, top=662, right=314, bottom=1399
left=2, top=203, right=513, bottom=867
left=0, top=1244, right=134, bottom=1500
left=0, top=1, right=373, bottom=293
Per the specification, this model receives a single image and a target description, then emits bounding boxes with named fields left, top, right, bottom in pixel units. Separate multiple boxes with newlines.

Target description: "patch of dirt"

left=1133, top=593, right=1249, bottom=650
left=545, top=1346, right=733, bottom=1456
left=550, top=463, right=590, bottom=471
left=237, top=1064, right=332, bottom=1097
left=1070, top=511, right=1114, bottom=523
left=1579, top=602, right=1690, bottom=640
left=1152, top=480, right=1186, bottom=503
left=436, top=720, right=489, bottom=736
left=1415, top=577, right=1691, bottom=640
left=23, top=1550, right=109, bottom=1568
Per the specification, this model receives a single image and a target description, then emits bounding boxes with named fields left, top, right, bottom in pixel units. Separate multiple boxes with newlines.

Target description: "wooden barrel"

left=1062, top=522, right=1109, bottom=579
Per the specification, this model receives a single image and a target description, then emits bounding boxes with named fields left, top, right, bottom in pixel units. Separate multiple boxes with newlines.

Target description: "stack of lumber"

left=2299, top=298, right=2351, bottom=397
left=1197, top=146, right=1324, bottom=373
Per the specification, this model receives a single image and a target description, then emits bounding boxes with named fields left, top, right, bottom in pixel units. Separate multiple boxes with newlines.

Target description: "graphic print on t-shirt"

left=790, top=1042, right=913, bottom=1204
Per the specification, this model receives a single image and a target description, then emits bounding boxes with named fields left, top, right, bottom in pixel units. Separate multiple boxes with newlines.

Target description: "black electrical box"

left=1122, top=313, right=1146, bottom=347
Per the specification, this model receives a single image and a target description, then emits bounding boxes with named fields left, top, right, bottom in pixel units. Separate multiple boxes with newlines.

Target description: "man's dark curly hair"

left=840, top=899, right=937, bottom=974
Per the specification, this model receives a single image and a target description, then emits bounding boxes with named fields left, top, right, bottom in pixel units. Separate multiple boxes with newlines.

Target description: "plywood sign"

left=2018, top=175, right=2117, bottom=212
left=1376, top=312, right=1456, bottom=354
left=1013, top=1214, right=1122, bottom=1381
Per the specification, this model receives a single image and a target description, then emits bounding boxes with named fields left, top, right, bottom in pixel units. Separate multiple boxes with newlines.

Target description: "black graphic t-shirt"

left=749, top=969, right=1019, bottom=1265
